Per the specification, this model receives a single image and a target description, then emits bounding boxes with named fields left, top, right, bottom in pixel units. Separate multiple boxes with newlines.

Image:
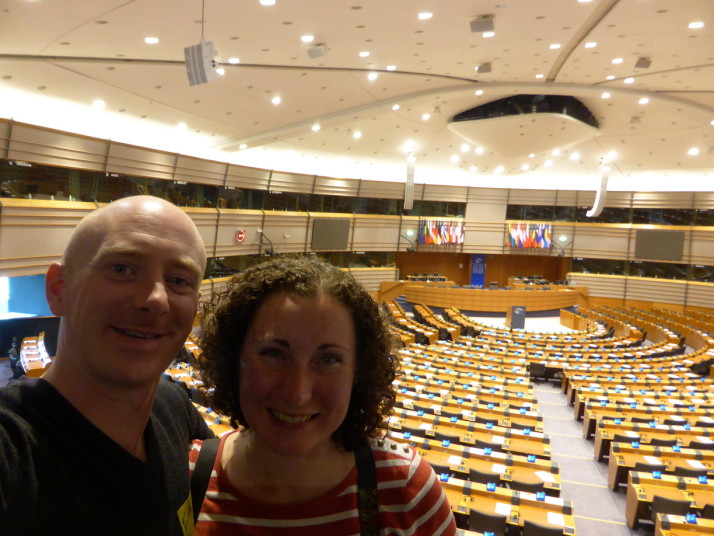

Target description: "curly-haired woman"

left=191, top=255, right=456, bottom=535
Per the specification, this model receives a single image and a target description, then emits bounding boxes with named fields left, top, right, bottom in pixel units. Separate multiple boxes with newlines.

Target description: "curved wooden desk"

left=403, top=285, right=584, bottom=313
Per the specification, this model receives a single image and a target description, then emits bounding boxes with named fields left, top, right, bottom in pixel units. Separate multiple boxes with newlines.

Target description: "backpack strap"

left=355, top=441, right=379, bottom=536
left=191, top=437, right=220, bottom=525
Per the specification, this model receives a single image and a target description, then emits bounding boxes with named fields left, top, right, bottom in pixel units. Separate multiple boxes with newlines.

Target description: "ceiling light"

left=215, top=67, right=225, bottom=76
left=578, top=0, right=593, bottom=3
left=450, top=155, right=460, bottom=164
left=603, top=150, right=617, bottom=162
left=308, top=44, right=327, bottom=59
left=569, top=152, right=580, bottom=161
left=418, top=12, right=433, bottom=20
left=359, top=51, right=370, bottom=58
left=228, top=57, right=240, bottom=64
left=611, top=57, right=623, bottom=64
left=639, top=97, right=649, bottom=104
left=688, top=147, right=700, bottom=156
left=475, top=89, right=484, bottom=96
left=475, top=62, right=492, bottom=73
left=301, top=34, right=315, bottom=43
left=392, top=104, right=400, bottom=111
left=353, top=130, right=362, bottom=139
left=470, top=14, right=495, bottom=33
left=552, top=148, right=561, bottom=156
left=521, top=164, right=530, bottom=171
left=606, top=75, right=615, bottom=80
left=475, top=146, right=485, bottom=155
left=535, top=74, right=544, bottom=79
left=710, top=119, right=714, bottom=126
left=176, top=122, right=188, bottom=131
left=469, top=165, right=478, bottom=172
left=367, top=72, right=378, bottom=81
left=92, top=99, right=106, bottom=109
left=601, top=92, right=611, bottom=99
left=421, top=113, right=431, bottom=121
left=239, top=143, right=248, bottom=150
left=624, top=77, right=635, bottom=84
left=311, top=123, right=320, bottom=132
left=688, top=21, right=704, bottom=29
left=403, top=140, right=417, bottom=153
left=144, top=37, right=159, bottom=44
left=549, top=43, right=561, bottom=50
left=528, top=153, right=535, bottom=158
left=271, top=95, right=281, bottom=105
left=544, top=159, right=553, bottom=167
left=584, top=42, right=597, bottom=49
left=482, top=31, right=495, bottom=38
left=386, top=65, right=396, bottom=71
left=494, top=166, right=504, bottom=174
left=259, top=0, right=276, bottom=5
left=460, top=144, right=470, bottom=152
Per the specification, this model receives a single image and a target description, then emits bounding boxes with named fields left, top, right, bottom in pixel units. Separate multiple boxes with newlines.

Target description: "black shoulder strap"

left=191, top=437, right=220, bottom=525
left=355, top=441, right=379, bottom=536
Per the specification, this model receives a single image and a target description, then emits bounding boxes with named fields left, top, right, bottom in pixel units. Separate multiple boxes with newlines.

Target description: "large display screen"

left=418, top=219, right=465, bottom=245
left=505, top=222, right=552, bottom=248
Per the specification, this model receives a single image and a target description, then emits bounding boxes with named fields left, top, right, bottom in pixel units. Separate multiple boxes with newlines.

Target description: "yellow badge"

left=177, top=492, right=195, bottom=536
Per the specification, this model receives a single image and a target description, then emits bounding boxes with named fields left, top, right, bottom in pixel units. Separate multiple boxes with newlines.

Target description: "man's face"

left=47, top=200, right=205, bottom=388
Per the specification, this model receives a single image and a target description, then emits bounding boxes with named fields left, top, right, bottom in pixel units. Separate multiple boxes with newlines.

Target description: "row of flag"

left=418, top=219, right=465, bottom=245
left=506, top=222, right=552, bottom=249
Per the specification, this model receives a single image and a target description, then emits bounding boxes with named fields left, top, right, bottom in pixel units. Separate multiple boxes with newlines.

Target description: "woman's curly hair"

left=198, top=255, right=399, bottom=451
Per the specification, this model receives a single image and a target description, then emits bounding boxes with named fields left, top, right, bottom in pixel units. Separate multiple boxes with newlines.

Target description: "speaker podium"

left=505, top=305, right=526, bottom=330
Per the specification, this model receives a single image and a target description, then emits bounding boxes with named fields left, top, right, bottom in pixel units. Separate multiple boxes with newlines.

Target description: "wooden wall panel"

left=395, top=251, right=471, bottom=285
left=484, top=253, right=568, bottom=287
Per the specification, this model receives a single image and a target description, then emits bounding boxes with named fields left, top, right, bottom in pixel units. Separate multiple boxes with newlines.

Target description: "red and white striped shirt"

left=189, top=431, right=456, bottom=535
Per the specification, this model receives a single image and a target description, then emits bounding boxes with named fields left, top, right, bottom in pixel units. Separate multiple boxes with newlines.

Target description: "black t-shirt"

left=0, top=378, right=214, bottom=535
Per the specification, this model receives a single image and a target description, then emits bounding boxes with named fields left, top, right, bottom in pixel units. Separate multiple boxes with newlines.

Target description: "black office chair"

left=701, top=503, right=714, bottom=519
left=687, top=440, right=714, bottom=451
left=612, top=433, right=640, bottom=445
left=650, top=495, right=692, bottom=523
left=629, top=416, right=654, bottom=424
left=694, top=420, right=714, bottom=428
left=529, top=362, right=548, bottom=383
left=649, top=437, right=678, bottom=447
left=508, top=478, right=546, bottom=494
left=433, top=430, right=461, bottom=444
left=468, top=468, right=500, bottom=485
left=475, top=415, right=498, bottom=427
left=522, top=519, right=564, bottom=536
left=474, top=439, right=505, bottom=453
left=468, top=507, right=507, bottom=536
left=509, top=420, right=537, bottom=431
left=672, top=465, right=709, bottom=478
left=429, top=463, right=453, bottom=480
left=661, top=417, right=687, bottom=426
left=633, top=461, right=667, bottom=475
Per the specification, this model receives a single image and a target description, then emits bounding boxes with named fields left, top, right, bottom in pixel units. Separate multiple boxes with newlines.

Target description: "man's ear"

left=46, top=263, right=67, bottom=316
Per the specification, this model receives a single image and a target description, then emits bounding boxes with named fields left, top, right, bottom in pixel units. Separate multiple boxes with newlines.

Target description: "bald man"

left=0, top=196, right=214, bottom=535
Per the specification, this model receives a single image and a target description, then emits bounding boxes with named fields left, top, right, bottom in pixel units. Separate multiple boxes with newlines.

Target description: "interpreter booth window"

left=575, top=206, right=631, bottom=223
left=411, top=200, right=466, bottom=218
left=166, top=181, right=218, bottom=208
left=263, top=191, right=310, bottom=212
left=571, top=258, right=627, bottom=276
left=353, top=197, right=401, bottom=215
left=632, top=208, right=693, bottom=226
left=691, top=265, right=714, bottom=283
left=628, top=261, right=690, bottom=280
left=308, top=194, right=353, bottom=214
left=505, top=204, right=554, bottom=221
left=318, top=251, right=395, bottom=269
left=218, top=186, right=264, bottom=210
left=694, top=209, right=714, bottom=227
left=204, top=255, right=268, bottom=279
left=554, top=205, right=576, bottom=221
left=0, top=160, right=101, bottom=202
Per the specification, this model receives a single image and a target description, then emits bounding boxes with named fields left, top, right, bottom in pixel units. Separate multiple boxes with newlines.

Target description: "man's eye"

left=110, top=264, right=133, bottom=275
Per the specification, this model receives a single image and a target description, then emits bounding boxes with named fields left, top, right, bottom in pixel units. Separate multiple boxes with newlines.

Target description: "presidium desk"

left=396, top=284, right=587, bottom=314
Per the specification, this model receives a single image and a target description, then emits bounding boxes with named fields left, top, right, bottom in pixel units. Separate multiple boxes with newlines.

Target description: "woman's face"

left=238, top=292, right=357, bottom=459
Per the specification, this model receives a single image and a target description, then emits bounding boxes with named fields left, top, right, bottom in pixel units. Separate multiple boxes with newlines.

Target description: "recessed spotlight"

left=544, top=159, right=553, bottom=167
left=578, top=0, right=593, bottom=3
left=569, top=152, right=580, bottom=161
left=386, top=65, right=396, bottom=71
left=483, top=31, right=495, bottom=38
left=228, top=57, right=240, bottom=64
left=549, top=43, right=561, bottom=50
left=450, top=155, right=460, bottom=164
left=259, top=0, right=276, bottom=5
left=710, top=119, right=714, bottom=126
left=301, top=34, right=315, bottom=43
left=353, top=130, right=362, bottom=139
left=688, top=21, right=704, bottom=29
left=239, top=143, right=248, bottom=150
left=603, top=150, right=617, bottom=162
left=311, top=123, right=321, bottom=132
left=460, top=144, right=470, bottom=152
left=475, top=89, right=484, bottom=96
left=392, top=104, right=400, bottom=111
left=418, top=12, right=433, bottom=20
left=367, top=72, right=378, bottom=81
left=521, top=164, right=530, bottom=171
left=494, top=166, right=504, bottom=174
left=535, top=74, right=544, bottom=79
left=469, top=165, right=478, bottom=172
left=271, top=95, right=282, bottom=105
left=475, top=146, right=485, bottom=155
left=624, top=77, right=635, bottom=84
left=639, top=97, right=649, bottom=105
left=611, top=57, right=624, bottom=64
left=552, top=149, right=561, bottom=156
left=421, top=113, right=431, bottom=121
left=359, top=51, right=370, bottom=58
left=216, top=67, right=225, bottom=76
left=176, top=122, right=188, bottom=131
left=92, top=99, right=106, bottom=109
left=584, top=42, right=597, bottom=48
left=601, top=92, right=611, bottom=99
left=606, top=75, right=615, bottom=80
left=528, top=153, right=535, bottom=158
left=688, top=147, right=700, bottom=156
left=403, top=140, right=417, bottom=153
left=144, top=37, right=159, bottom=44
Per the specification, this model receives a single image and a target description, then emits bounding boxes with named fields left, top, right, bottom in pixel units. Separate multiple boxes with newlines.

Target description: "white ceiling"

left=1, top=0, right=713, bottom=192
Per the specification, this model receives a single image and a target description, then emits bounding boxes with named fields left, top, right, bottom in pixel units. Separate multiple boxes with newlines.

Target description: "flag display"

left=418, top=219, right=465, bottom=245
left=505, top=222, right=552, bottom=249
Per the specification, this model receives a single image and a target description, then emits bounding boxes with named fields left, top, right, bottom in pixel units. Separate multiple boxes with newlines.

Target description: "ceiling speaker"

left=470, top=14, right=494, bottom=33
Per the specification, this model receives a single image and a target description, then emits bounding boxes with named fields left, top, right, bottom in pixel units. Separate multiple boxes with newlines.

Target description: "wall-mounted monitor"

left=311, top=218, right=351, bottom=250
left=634, top=229, right=684, bottom=261
left=505, top=222, right=552, bottom=249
